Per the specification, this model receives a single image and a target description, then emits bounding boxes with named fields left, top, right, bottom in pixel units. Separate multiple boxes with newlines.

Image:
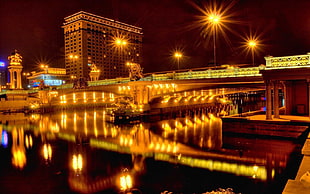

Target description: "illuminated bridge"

left=46, top=65, right=265, bottom=110
left=36, top=53, right=310, bottom=116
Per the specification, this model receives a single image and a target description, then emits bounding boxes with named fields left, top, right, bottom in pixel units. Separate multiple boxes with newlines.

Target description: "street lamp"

left=174, top=52, right=183, bottom=70
left=207, top=13, right=221, bottom=67
left=40, top=64, right=49, bottom=73
left=115, top=38, right=128, bottom=47
left=247, top=40, right=257, bottom=66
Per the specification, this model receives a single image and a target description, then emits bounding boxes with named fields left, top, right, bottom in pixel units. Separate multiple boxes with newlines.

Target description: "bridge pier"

left=261, top=53, right=310, bottom=119
left=128, top=81, right=151, bottom=111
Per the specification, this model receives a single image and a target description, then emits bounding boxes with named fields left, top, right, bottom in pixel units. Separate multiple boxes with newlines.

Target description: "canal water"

left=0, top=105, right=304, bottom=194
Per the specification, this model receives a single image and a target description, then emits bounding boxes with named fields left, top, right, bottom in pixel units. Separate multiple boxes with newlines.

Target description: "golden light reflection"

left=61, top=113, right=67, bottom=129
left=94, top=111, right=98, bottom=137
left=73, top=93, right=76, bottom=103
left=11, top=127, right=26, bottom=169
left=43, top=143, right=52, bottom=161
left=84, top=111, right=88, bottom=135
left=119, top=173, right=133, bottom=191
left=72, top=154, right=83, bottom=171
left=83, top=92, right=87, bottom=103
left=74, top=112, right=77, bottom=132
left=93, top=92, right=96, bottom=102
left=25, top=134, right=33, bottom=149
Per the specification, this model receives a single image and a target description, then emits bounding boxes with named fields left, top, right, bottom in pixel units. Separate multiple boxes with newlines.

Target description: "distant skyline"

left=1, top=0, right=309, bottom=73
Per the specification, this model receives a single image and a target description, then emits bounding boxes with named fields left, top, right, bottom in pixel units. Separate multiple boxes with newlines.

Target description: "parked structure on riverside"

left=63, top=11, right=143, bottom=80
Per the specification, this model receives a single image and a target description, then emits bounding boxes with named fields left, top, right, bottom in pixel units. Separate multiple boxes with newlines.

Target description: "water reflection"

left=43, top=143, right=52, bottom=162
left=0, top=109, right=302, bottom=194
left=11, top=126, right=26, bottom=169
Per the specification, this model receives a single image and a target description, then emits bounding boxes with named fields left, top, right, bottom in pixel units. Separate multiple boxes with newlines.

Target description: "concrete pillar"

left=283, top=81, right=293, bottom=115
left=9, top=69, right=13, bottom=89
left=273, top=80, right=280, bottom=118
left=266, top=80, right=272, bottom=120
left=17, top=69, right=22, bottom=89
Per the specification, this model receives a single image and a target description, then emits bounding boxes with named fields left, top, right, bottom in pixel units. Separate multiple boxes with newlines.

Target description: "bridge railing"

left=142, top=66, right=265, bottom=81
left=88, top=77, right=130, bottom=86
left=55, top=66, right=265, bottom=89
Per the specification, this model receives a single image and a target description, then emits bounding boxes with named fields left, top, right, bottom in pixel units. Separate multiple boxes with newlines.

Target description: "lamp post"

left=40, top=64, right=48, bottom=73
left=207, top=13, right=221, bottom=67
left=115, top=38, right=128, bottom=47
left=247, top=40, right=257, bottom=66
left=174, top=52, right=183, bottom=70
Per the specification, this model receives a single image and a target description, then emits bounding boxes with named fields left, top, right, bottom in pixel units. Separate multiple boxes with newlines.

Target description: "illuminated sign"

left=44, top=80, right=63, bottom=86
left=31, top=80, right=42, bottom=87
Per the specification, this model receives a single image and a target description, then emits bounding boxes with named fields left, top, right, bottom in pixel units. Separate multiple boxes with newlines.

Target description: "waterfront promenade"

left=225, top=114, right=310, bottom=194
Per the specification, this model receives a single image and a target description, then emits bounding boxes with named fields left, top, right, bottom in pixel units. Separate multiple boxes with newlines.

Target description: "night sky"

left=0, top=0, right=309, bottom=73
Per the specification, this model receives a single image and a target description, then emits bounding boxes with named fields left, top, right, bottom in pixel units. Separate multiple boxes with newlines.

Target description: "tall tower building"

left=63, top=11, right=143, bottom=80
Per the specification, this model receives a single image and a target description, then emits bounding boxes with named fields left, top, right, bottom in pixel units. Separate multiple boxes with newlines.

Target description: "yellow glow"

left=83, top=92, right=87, bottom=103
left=174, top=52, right=183, bottom=58
left=73, top=93, right=76, bottom=103
left=93, top=92, right=96, bottom=102
left=120, top=174, right=133, bottom=190
left=192, top=0, right=238, bottom=48
left=84, top=111, right=88, bottom=135
left=72, top=154, right=83, bottom=171
left=43, top=143, right=52, bottom=161
left=115, top=38, right=127, bottom=46
left=12, top=150, right=26, bottom=169
left=248, top=40, right=257, bottom=48
left=208, top=14, right=221, bottom=24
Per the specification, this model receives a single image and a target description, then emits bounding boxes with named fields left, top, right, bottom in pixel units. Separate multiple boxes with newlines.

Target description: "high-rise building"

left=63, top=11, right=143, bottom=80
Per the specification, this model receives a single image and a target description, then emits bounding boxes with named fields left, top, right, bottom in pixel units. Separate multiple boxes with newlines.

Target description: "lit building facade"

left=63, top=11, right=143, bottom=80
left=27, top=67, right=69, bottom=89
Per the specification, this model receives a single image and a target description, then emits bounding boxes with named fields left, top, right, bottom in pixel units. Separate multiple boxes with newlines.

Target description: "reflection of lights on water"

left=1, top=130, right=8, bottom=147
left=120, top=173, right=133, bottom=191
left=12, top=150, right=26, bottom=169
left=43, top=143, right=52, bottom=161
left=25, top=135, right=33, bottom=149
left=72, top=154, right=83, bottom=171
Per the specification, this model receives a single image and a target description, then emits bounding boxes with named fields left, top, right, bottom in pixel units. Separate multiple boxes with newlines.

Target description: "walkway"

left=247, top=115, right=310, bottom=123
left=237, top=114, right=310, bottom=194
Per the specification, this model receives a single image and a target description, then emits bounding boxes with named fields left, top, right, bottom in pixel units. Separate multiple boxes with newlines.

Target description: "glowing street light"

left=192, top=0, right=237, bottom=68
left=247, top=39, right=257, bottom=66
left=207, top=13, right=221, bottom=67
left=69, top=54, right=78, bottom=59
left=115, top=38, right=128, bottom=47
left=174, top=52, right=183, bottom=70
left=40, top=64, right=48, bottom=73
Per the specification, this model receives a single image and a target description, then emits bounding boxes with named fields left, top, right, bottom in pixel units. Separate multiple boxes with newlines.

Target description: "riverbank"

left=282, top=132, right=310, bottom=194
left=222, top=114, right=310, bottom=139
left=223, top=113, right=310, bottom=194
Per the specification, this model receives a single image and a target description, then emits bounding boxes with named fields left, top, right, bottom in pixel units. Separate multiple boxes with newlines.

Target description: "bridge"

left=52, top=53, right=310, bottom=119
left=1, top=53, right=310, bottom=118
left=44, top=65, right=265, bottom=112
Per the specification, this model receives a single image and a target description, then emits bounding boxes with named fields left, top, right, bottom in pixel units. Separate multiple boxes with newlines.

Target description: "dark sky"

left=0, top=0, right=309, bottom=73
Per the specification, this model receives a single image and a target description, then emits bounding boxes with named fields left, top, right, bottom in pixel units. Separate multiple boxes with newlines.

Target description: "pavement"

left=247, top=114, right=310, bottom=123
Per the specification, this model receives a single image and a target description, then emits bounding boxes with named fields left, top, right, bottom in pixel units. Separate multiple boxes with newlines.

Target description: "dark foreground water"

left=0, top=109, right=305, bottom=194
